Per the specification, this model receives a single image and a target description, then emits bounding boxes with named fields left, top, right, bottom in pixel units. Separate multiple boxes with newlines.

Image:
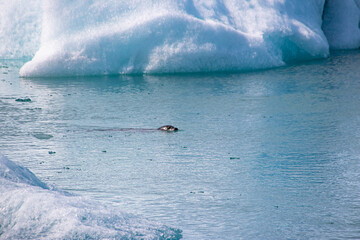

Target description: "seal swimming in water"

left=93, top=125, right=179, bottom=132
left=157, top=125, right=178, bottom=131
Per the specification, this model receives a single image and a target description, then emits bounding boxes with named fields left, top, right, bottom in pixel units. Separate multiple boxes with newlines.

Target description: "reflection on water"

left=1, top=50, right=360, bottom=239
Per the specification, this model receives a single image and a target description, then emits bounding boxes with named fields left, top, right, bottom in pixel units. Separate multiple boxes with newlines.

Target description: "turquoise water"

left=1, top=50, right=360, bottom=239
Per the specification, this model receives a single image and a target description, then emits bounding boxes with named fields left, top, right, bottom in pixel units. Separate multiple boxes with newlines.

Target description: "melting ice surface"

left=0, top=154, right=181, bottom=239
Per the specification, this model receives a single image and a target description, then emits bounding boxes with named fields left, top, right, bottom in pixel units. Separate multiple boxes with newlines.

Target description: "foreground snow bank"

left=0, top=154, right=181, bottom=239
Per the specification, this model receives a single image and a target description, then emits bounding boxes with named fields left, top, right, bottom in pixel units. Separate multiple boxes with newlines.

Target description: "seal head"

left=158, top=125, right=178, bottom=131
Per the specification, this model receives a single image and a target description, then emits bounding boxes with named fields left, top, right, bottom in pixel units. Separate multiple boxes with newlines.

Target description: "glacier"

left=0, top=153, right=181, bottom=239
left=0, top=0, right=359, bottom=76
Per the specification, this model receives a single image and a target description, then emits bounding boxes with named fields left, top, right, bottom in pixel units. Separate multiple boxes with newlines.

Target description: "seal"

left=157, top=125, right=179, bottom=131
left=93, top=125, right=179, bottom=132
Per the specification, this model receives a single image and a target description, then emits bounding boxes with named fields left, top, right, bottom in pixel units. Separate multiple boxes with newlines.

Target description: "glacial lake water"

left=1, top=50, right=360, bottom=239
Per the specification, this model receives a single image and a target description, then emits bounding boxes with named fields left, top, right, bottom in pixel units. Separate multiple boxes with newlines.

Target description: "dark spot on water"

left=198, top=191, right=204, bottom=193
left=102, top=150, right=107, bottom=153
left=63, top=166, right=70, bottom=170
left=39, top=161, right=45, bottom=164
left=15, top=97, right=31, bottom=102
left=274, top=205, right=279, bottom=209
left=33, top=133, right=53, bottom=140
left=48, top=151, right=56, bottom=154
left=230, top=157, right=240, bottom=160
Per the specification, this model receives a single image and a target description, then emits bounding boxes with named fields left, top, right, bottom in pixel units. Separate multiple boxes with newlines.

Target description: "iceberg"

left=0, top=154, right=181, bottom=239
left=18, top=0, right=329, bottom=77
left=0, top=0, right=358, bottom=76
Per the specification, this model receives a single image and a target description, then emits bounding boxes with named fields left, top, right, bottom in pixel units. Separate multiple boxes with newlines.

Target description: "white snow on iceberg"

left=19, top=0, right=329, bottom=77
left=0, top=154, right=181, bottom=239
